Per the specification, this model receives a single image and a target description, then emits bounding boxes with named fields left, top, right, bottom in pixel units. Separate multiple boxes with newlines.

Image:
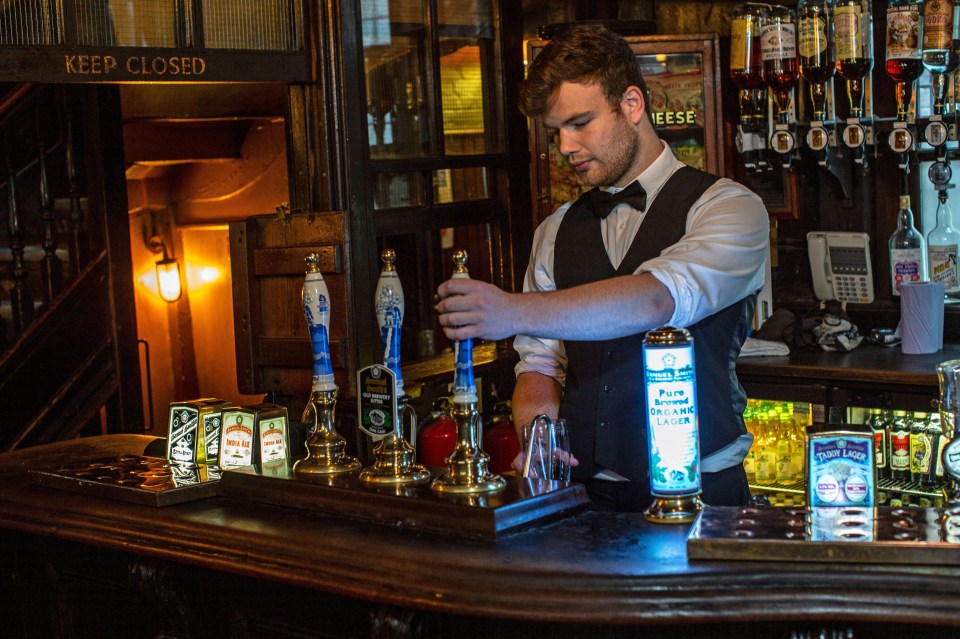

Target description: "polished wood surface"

left=2, top=435, right=960, bottom=632
left=737, top=343, right=960, bottom=393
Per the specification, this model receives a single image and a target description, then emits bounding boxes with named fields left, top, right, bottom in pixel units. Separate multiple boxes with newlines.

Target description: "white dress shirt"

left=514, top=143, right=769, bottom=473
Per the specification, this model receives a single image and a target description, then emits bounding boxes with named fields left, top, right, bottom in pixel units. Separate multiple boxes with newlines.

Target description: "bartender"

left=435, top=24, right=769, bottom=511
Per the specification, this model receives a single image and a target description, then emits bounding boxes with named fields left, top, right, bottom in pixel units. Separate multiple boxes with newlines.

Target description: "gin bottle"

left=889, top=195, right=927, bottom=296
left=927, top=190, right=960, bottom=295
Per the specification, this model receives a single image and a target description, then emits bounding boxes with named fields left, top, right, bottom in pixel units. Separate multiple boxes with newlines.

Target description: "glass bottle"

left=761, top=5, right=800, bottom=123
left=888, top=195, right=927, bottom=296
left=922, top=0, right=960, bottom=114
left=909, top=411, right=931, bottom=483
left=927, top=190, right=960, bottom=295
left=743, top=405, right=758, bottom=482
left=886, top=0, right=925, bottom=121
left=924, top=412, right=943, bottom=486
left=889, top=409, right=912, bottom=481
left=730, top=3, right=769, bottom=126
left=798, top=0, right=836, bottom=121
left=834, top=0, right=874, bottom=117
left=868, top=408, right=890, bottom=478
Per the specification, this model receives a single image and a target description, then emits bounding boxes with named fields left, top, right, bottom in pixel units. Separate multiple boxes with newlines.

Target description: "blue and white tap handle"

left=375, top=248, right=405, bottom=396
left=303, top=252, right=337, bottom=392
left=450, top=250, right=478, bottom=405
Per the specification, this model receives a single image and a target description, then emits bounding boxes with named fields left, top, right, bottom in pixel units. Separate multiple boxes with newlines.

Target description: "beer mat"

left=219, top=460, right=590, bottom=540
left=687, top=505, right=960, bottom=566
left=30, top=454, right=221, bottom=507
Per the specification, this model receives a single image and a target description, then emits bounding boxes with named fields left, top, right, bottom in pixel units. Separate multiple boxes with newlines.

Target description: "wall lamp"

left=148, top=235, right=182, bottom=303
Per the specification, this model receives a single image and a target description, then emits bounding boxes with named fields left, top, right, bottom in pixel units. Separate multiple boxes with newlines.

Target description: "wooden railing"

left=0, top=83, right=116, bottom=450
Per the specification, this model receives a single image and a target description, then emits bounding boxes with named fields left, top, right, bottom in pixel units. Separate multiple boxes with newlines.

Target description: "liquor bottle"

left=776, top=408, right=794, bottom=483
left=927, top=190, right=960, bottom=295
left=889, top=409, right=912, bottom=480
left=743, top=406, right=757, bottom=482
left=798, top=0, right=836, bottom=120
left=909, top=411, right=932, bottom=483
left=761, top=5, right=800, bottom=122
left=834, top=0, right=874, bottom=117
left=754, top=409, right=777, bottom=485
left=922, top=0, right=960, bottom=114
left=888, top=195, right=927, bottom=296
left=730, top=3, right=768, bottom=125
left=886, top=0, right=925, bottom=121
left=924, top=412, right=943, bottom=486
left=868, top=408, right=890, bottom=478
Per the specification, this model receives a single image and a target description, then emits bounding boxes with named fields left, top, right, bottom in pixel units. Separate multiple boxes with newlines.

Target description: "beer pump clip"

left=358, top=249, right=430, bottom=486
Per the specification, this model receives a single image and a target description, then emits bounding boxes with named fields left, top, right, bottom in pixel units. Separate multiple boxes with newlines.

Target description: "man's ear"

left=621, top=86, right=646, bottom=125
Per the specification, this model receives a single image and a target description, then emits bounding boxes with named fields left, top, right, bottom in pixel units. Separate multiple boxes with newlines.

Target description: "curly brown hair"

left=519, top=24, right=650, bottom=119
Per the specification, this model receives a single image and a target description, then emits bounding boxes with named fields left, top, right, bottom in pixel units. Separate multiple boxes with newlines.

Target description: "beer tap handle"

left=375, top=248, right=405, bottom=396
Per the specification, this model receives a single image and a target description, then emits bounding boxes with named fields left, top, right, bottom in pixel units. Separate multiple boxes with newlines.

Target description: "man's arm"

left=511, top=371, right=563, bottom=439
left=436, top=271, right=674, bottom=342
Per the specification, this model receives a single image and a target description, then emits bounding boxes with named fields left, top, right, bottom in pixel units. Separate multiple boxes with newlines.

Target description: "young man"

left=435, top=24, right=769, bottom=510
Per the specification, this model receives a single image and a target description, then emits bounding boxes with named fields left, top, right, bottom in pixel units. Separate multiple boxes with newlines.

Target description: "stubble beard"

left=575, top=119, right=642, bottom=188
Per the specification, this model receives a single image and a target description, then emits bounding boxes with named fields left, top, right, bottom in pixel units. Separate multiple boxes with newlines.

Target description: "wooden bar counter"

left=1, top=436, right=959, bottom=638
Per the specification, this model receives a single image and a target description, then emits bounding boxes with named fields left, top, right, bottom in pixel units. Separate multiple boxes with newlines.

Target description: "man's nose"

left=557, top=130, right=579, bottom=157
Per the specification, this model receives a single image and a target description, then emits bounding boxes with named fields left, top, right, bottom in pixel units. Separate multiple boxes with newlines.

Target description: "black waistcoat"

left=554, top=166, right=755, bottom=482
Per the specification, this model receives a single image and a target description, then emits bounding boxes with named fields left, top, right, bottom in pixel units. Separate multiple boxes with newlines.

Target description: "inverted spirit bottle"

left=834, top=0, right=874, bottom=117
left=927, top=190, right=960, bottom=295
left=886, top=0, right=925, bottom=121
left=730, top=3, right=768, bottom=125
left=889, top=195, right=927, bottom=296
left=922, top=0, right=960, bottom=114
left=761, top=5, right=800, bottom=123
left=798, top=0, right=836, bottom=120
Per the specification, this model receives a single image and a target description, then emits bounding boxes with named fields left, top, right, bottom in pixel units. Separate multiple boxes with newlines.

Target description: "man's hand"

left=435, top=278, right=518, bottom=341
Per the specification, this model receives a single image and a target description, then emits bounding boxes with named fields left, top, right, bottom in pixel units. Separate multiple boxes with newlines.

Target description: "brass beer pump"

left=359, top=249, right=431, bottom=486
left=432, top=250, right=507, bottom=495
left=294, top=253, right=361, bottom=476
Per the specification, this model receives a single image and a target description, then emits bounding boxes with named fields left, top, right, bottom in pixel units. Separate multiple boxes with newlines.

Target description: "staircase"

left=0, top=83, right=143, bottom=451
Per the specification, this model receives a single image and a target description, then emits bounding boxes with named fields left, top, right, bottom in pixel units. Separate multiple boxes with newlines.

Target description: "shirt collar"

left=603, top=141, right=675, bottom=200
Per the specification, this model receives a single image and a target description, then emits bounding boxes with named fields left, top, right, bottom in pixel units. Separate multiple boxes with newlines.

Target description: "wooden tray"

left=219, top=460, right=590, bottom=540
left=30, top=454, right=220, bottom=507
left=687, top=505, right=960, bottom=566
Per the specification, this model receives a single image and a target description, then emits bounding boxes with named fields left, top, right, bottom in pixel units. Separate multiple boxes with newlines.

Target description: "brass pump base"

left=430, top=403, right=506, bottom=495
left=360, top=435, right=431, bottom=486
left=293, top=429, right=361, bottom=476
left=643, top=494, right=703, bottom=524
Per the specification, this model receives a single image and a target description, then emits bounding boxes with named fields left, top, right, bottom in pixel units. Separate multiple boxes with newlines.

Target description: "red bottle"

left=483, top=402, right=521, bottom=474
left=417, top=398, right=456, bottom=468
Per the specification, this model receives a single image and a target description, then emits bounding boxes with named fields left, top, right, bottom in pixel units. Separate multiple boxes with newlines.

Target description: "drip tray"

left=30, top=455, right=220, bottom=507
left=220, top=460, right=590, bottom=540
left=687, top=505, right=960, bottom=565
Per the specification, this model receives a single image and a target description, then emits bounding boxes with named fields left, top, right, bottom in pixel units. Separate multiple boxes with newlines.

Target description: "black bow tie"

left=582, top=180, right=647, bottom=219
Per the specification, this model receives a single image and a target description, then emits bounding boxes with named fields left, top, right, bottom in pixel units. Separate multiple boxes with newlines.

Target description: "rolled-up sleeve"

left=513, top=206, right=569, bottom=386
left=639, top=179, right=769, bottom=328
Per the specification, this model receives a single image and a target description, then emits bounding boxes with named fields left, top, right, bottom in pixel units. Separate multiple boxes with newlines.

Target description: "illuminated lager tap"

left=432, top=250, right=506, bottom=494
left=642, top=326, right=703, bottom=524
